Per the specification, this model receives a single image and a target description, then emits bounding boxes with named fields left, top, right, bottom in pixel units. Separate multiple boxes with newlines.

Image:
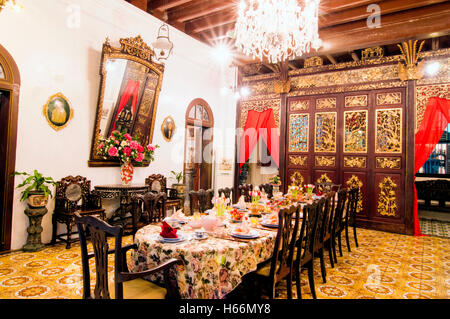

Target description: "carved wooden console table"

left=94, top=184, right=150, bottom=231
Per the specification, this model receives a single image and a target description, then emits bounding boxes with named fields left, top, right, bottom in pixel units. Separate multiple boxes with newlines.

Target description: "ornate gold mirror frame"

left=88, top=35, right=165, bottom=167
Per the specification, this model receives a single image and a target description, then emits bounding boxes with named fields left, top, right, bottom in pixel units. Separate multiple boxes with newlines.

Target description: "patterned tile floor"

left=419, top=218, right=450, bottom=238
left=0, top=228, right=449, bottom=299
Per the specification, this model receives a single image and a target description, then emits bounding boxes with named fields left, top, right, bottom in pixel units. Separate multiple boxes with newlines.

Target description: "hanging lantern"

left=152, top=24, right=173, bottom=61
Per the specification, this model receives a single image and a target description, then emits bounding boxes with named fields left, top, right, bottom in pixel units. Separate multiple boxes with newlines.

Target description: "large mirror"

left=88, top=36, right=164, bottom=166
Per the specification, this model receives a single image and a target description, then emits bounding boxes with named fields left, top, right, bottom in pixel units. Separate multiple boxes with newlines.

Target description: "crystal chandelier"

left=234, top=0, right=322, bottom=64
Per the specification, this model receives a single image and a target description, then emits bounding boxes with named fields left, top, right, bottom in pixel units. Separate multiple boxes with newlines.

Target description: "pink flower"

left=97, top=143, right=104, bottom=149
left=124, top=133, right=132, bottom=141
left=137, top=144, right=144, bottom=153
left=108, top=146, right=118, bottom=156
left=115, top=140, right=120, bottom=144
left=123, top=147, right=131, bottom=156
left=147, top=144, right=155, bottom=151
left=130, top=140, right=139, bottom=150
left=135, top=152, right=144, bottom=162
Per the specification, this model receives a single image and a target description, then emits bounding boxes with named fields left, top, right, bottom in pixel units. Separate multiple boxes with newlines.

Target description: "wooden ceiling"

left=128, top=0, right=450, bottom=65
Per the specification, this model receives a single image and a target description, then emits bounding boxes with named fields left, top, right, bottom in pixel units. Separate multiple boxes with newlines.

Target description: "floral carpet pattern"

left=0, top=228, right=448, bottom=299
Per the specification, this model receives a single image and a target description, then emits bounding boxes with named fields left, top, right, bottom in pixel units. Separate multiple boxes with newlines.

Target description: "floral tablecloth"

left=128, top=224, right=277, bottom=299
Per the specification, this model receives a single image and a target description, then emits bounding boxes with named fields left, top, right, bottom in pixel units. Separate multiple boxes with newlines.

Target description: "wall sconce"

left=152, top=24, right=173, bottom=62
left=0, top=0, right=23, bottom=12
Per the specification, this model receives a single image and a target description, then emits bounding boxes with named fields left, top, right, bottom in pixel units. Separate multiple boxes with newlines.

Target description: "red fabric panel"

left=111, top=79, right=140, bottom=132
left=238, top=108, right=280, bottom=168
left=414, top=97, right=450, bottom=236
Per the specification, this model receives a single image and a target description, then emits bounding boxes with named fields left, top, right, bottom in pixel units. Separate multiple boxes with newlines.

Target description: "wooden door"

left=0, top=91, right=9, bottom=251
left=285, top=88, right=407, bottom=233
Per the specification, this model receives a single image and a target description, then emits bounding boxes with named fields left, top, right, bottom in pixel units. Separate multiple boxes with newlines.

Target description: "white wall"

left=0, top=0, right=236, bottom=250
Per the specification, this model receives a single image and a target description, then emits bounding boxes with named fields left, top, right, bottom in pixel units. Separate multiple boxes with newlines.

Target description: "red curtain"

left=111, top=79, right=140, bottom=132
left=238, top=108, right=280, bottom=168
left=414, top=97, right=450, bottom=236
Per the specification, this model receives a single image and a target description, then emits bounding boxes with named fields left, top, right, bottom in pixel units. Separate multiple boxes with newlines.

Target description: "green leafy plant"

left=12, top=170, right=56, bottom=201
left=269, top=175, right=281, bottom=185
left=170, top=171, right=183, bottom=184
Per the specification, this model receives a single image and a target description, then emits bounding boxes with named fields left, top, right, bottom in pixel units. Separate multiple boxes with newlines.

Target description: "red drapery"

left=238, top=108, right=280, bottom=168
left=414, top=97, right=450, bottom=236
left=111, top=79, right=140, bottom=132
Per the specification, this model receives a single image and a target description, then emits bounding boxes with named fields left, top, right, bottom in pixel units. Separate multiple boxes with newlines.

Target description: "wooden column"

left=404, top=80, right=416, bottom=235
left=233, top=67, right=243, bottom=203
left=278, top=62, right=289, bottom=194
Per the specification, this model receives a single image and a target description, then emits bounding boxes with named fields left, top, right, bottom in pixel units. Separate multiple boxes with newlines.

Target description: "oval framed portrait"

left=43, top=92, right=73, bottom=131
left=161, top=116, right=176, bottom=142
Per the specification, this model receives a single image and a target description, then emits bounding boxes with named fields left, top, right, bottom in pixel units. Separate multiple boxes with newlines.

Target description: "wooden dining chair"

left=346, top=187, right=360, bottom=250
left=259, top=183, right=274, bottom=199
left=218, top=187, right=233, bottom=200
left=189, top=189, right=213, bottom=214
left=254, top=205, right=300, bottom=299
left=238, top=184, right=253, bottom=202
left=312, top=197, right=328, bottom=283
left=74, top=212, right=183, bottom=299
left=131, top=191, right=166, bottom=233
left=293, top=201, right=320, bottom=299
left=322, top=192, right=337, bottom=269
left=315, top=182, right=341, bottom=194
left=332, top=189, right=348, bottom=261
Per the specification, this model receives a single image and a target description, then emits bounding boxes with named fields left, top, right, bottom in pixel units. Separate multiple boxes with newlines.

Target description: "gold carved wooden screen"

left=285, top=88, right=407, bottom=232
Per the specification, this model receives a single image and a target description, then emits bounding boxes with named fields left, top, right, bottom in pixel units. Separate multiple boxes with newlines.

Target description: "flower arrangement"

left=212, top=196, right=230, bottom=217
left=230, top=209, right=244, bottom=222
left=96, top=130, right=159, bottom=164
left=288, top=185, right=300, bottom=197
left=250, top=189, right=261, bottom=205
left=305, top=184, right=315, bottom=194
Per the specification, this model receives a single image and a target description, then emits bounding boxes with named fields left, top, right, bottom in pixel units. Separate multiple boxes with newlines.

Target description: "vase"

left=120, top=161, right=134, bottom=185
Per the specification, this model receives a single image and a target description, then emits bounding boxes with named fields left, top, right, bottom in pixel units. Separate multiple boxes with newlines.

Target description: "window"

left=418, top=124, right=450, bottom=176
left=0, top=63, right=5, bottom=80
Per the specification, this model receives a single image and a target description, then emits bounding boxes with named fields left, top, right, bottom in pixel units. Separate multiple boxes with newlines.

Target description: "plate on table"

left=164, top=217, right=188, bottom=225
left=260, top=221, right=279, bottom=228
left=157, top=232, right=188, bottom=243
left=231, top=229, right=260, bottom=239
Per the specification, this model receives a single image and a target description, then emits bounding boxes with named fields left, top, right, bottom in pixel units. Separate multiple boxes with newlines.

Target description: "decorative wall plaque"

left=290, top=100, right=309, bottom=111
left=377, top=177, right=398, bottom=217
left=43, top=92, right=74, bottom=131
left=376, top=92, right=401, bottom=105
left=376, top=157, right=401, bottom=169
left=289, top=155, right=307, bottom=166
left=316, top=97, right=336, bottom=109
left=315, top=156, right=335, bottom=167
left=343, top=156, right=367, bottom=168
left=345, top=95, right=368, bottom=107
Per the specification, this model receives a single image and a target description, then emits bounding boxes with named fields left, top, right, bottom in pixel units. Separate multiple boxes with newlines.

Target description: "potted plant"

left=170, top=170, right=185, bottom=196
left=269, top=175, right=281, bottom=193
left=12, top=170, right=56, bottom=208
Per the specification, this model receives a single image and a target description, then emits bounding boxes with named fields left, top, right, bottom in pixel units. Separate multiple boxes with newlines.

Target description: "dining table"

left=128, top=216, right=280, bottom=299
left=127, top=196, right=314, bottom=299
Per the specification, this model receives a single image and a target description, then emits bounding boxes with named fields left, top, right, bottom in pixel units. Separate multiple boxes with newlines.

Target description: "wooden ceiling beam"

left=318, top=3, right=450, bottom=54
left=185, top=8, right=237, bottom=34
left=128, top=0, right=148, bottom=11
left=168, top=0, right=235, bottom=23
left=147, top=0, right=194, bottom=12
left=320, top=0, right=448, bottom=28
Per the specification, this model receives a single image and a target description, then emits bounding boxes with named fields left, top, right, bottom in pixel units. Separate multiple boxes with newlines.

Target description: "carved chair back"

left=333, top=189, right=348, bottom=234
left=324, top=191, right=336, bottom=241
left=218, top=187, right=233, bottom=200
left=346, top=187, right=359, bottom=226
left=268, top=205, right=300, bottom=283
left=189, top=189, right=214, bottom=214
left=75, top=213, right=182, bottom=299
left=55, top=175, right=101, bottom=213
left=313, top=197, right=327, bottom=249
left=238, top=184, right=253, bottom=202
left=297, top=201, right=319, bottom=263
left=133, top=191, right=167, bottom=224
left=259, top=183, right=274, bottom=199
left=145, top=174, right=179, bottom=199
left=75, top=213, right=123, bottom=299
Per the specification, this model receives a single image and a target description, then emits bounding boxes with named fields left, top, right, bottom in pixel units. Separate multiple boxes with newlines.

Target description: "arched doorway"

left=0, top=44, right=20, bottom=252
left=184, top=98, right=214, bottom=192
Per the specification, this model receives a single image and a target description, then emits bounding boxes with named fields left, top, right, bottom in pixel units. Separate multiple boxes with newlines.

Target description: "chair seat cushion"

left=255, top=260, right=272, bottom=277
left=109, top=278, right=167, bottom=299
